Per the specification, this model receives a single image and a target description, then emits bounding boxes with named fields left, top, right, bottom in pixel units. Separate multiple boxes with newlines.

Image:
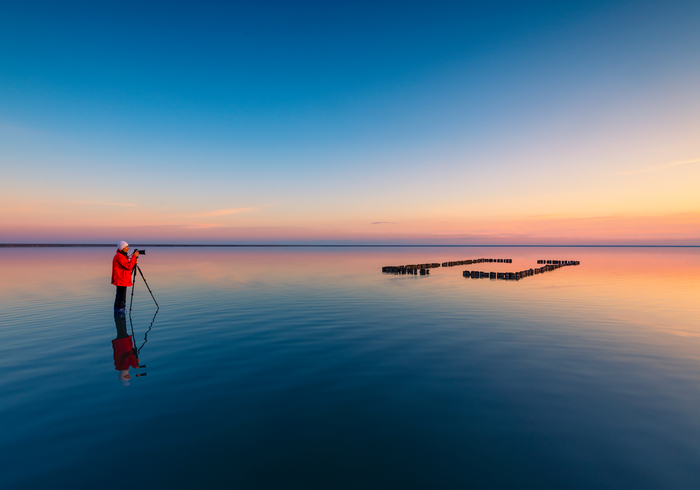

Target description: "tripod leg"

left=128, top=266, right=137, bottom=315
left=136, top=265, right=159, bottom=308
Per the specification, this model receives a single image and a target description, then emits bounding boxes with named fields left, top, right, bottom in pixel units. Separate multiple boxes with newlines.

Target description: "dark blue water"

left=1, top=247, right=699, bottom=489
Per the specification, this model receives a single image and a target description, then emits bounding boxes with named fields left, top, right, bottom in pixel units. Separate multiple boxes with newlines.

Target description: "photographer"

left=111, top=241, right=139, bottom=311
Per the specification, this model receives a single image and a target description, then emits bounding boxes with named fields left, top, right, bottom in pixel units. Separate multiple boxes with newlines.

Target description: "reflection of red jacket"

left=111, top=250, right=137, bottom=287
left=112, top=336, right=138, bottom=370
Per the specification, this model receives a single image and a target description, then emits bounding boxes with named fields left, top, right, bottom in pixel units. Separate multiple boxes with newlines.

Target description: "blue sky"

left=1, top=0, right=699, bottom=243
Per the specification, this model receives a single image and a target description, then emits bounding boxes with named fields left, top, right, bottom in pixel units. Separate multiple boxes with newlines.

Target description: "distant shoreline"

left=1, top=244, right=698, bottom=248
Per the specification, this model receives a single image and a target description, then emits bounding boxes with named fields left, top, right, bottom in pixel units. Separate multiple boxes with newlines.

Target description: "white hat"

left=118, top=241, right=129, bottom=250
left=119, top=370, right=131, bottom=386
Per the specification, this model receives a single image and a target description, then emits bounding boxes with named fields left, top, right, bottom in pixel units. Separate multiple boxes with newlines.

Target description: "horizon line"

left=0, top=243, right=698, bottom=248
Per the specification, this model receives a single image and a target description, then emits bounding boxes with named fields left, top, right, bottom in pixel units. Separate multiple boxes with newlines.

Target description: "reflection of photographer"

left=111, top=241, right=139, bottom=311
left=113, top=311, right=139, bottom=385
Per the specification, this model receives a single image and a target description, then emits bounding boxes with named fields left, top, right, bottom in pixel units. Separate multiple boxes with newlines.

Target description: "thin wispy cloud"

left=73, top=201, right=136, bottom=207
left=371, top=221, right=396, bottom=225
left=616, top=158, right=700, bottom=175
left=184, top=223, right=227, bottom=229
left=187, top=207, right=257, bottom=218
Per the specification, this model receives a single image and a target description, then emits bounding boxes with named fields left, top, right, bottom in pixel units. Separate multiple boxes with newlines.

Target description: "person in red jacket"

left=112, top=240, right=139, bottom=311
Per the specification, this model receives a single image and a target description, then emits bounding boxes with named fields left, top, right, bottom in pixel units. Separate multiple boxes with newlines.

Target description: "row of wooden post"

left=382, top=258, right=511, bottom=274
left=381, top=267, right=431, bottom=275
left=463, top=261, right=580, bottom=280
left=443, top=258, right=511, bottom=267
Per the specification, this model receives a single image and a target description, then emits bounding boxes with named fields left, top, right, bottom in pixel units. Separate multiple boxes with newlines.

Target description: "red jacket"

left=112, top=336, right=138, bottom=370
left=111, top=249, right=137, bottom=287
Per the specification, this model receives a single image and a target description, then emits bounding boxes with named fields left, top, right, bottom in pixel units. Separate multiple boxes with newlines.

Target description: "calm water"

left=1, top=247, right=700, bottom=489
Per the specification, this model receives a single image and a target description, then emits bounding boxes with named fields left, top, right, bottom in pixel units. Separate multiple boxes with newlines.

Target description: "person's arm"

left=116, top=251, right=138, bottom=272
left=128, top=250, right=139, bottom=269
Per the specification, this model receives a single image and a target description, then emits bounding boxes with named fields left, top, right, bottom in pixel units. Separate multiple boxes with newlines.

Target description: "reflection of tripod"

left=135, top=308, right=158, bottom=355
left=128, top=306, right=158, bottom=376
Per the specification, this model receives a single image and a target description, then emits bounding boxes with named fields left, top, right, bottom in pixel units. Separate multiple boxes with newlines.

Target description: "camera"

left=133, top=249, right=146, bottom=255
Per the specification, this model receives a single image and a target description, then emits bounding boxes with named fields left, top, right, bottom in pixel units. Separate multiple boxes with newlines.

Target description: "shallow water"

left=1, top=246, right=699, bottom=489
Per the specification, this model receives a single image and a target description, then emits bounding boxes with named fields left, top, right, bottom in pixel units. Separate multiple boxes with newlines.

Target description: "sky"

left=1, top=0, right=699, bottom=244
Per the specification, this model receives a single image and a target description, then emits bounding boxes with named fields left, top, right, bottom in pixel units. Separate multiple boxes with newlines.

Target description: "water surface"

left=1, top=247, right=699, bottom=489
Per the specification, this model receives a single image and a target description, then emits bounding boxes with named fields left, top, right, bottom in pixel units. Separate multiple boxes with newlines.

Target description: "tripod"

left=128, top=264, right=159, bottom=315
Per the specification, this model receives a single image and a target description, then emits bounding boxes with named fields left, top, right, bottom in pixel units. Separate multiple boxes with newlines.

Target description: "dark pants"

left=114, top=286, right=127, bottom=310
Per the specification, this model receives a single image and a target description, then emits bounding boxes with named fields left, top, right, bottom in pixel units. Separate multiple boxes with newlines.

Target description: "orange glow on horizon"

left=0, top=211, right=698, bottom=244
